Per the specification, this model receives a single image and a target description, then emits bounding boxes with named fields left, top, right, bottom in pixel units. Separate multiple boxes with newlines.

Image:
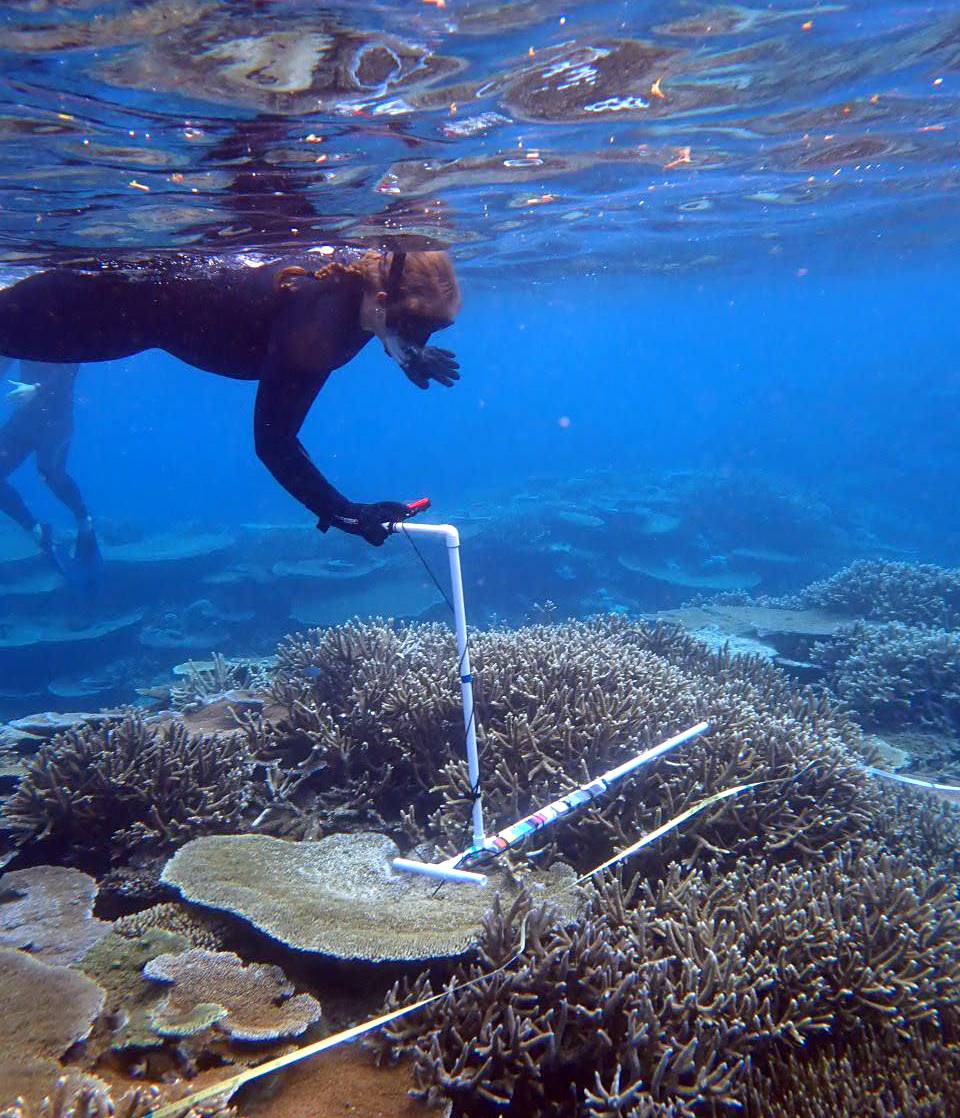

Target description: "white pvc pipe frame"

left=393, top=522, right=485, bottom=850
left=390, top=520, right=709, bottom=886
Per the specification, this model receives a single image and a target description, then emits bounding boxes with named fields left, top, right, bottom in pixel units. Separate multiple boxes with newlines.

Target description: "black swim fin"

left=66, top=521, right=103, bottom=593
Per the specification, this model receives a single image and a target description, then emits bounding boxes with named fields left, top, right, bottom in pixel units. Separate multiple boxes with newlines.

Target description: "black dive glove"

left=393, top=340, right=460, bottom=389
left=319, top=501, right=412, bottom=547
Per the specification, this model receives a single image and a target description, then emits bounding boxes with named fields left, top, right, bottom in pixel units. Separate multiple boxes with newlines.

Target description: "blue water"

left=18, top=267, right=953, bottom=556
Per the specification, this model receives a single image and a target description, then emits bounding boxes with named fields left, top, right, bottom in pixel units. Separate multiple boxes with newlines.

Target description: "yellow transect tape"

left=146, top=776, right=774, bottom=1118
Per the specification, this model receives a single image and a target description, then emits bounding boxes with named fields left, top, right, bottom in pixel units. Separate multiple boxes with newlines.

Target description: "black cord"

left=400, top=524, right=455, bottom=614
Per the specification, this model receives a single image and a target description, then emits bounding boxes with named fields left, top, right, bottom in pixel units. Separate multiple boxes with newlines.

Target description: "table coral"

left=162, top=831, right=575, bottom=963
left=0, top=866, right=109, bottom=965
left=79, top=928, right=190, bottom=1053
left=0, top=948, right=105, bottom=1112
left=143, top=949, right=321, bottom=1042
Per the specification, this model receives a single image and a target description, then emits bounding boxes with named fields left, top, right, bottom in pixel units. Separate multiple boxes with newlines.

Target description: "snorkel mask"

left=360, top=251, right=461, bottom=389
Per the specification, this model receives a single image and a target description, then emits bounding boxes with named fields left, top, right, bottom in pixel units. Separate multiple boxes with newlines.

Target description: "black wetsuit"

left=0, top=360, right=88, bottom=534
left=0, top=250, right=449, bottom=543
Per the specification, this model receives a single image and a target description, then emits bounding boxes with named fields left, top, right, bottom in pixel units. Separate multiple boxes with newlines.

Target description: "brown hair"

left=275, top=249, right=461, bottom=325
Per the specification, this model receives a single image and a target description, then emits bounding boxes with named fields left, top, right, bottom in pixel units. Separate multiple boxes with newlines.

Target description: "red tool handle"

left=405, top=497, right=431, bottom=517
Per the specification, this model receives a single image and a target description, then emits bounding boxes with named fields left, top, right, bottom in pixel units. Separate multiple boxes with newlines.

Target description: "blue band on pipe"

left=461, top=673, right=473, bottom=683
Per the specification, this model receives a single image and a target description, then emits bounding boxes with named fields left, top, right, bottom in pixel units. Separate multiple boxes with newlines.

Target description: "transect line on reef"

left=145, top=776, right=768, bottom=1118
left=864, top=765, right=960, bottom=794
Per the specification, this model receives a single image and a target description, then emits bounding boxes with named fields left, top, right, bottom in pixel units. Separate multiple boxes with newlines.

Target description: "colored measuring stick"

left=457, top=720, right=711, bottom=868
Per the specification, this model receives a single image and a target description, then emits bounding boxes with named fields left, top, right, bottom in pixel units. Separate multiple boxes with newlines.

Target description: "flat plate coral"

left=162, top=831, right=572, bottom=962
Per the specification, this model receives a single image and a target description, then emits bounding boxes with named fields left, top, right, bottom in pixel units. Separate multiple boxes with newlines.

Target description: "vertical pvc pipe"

left=444, top=528, right=485, bottom=851
left=395, top=522, right=485, bottom=850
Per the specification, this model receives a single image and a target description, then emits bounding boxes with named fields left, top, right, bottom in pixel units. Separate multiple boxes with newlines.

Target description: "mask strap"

left=385, top=250, right=406, bottom=300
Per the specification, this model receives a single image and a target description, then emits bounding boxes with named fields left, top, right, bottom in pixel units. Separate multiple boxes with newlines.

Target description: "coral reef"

left=743, top=1022, right=960, bottom=1117
left=113, top=903, right=231, bottom=952
left=376, top=843, right=960, bottom=1116
left=4, top=608, right=960, bottom=1115
left=162, top=831, right=575, bottom=963
left=0, top=948, right=105, bottom=1112
left=792, top=558, right=960, bottom=627
left=0, top=866, right=110, bottom=965
left=812, top=620, right=960, bottom=735
left=2, top=715, right=262, bottom=863
left=0, top=1079, right=238, bottom=1118
left=143, top=949, right=322, bottom=1042
left=262, top=617, right=871, bottom=871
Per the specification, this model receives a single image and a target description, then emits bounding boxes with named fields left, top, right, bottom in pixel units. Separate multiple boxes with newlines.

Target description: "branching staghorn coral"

left=744, top=1021, right=960, bottom=1117
left=812, top=620, right=960, bottom=735
left=262, top=617, right=872, bottom=869
left=0, top=1079, right=239, bottom=1118
left=2, top=716, right=263, bottom=863
left=167, top=654, right=274, bottom=713
left=373, top=843, right=960, bottom=1117
left=789, top=558, right=960, bottom=627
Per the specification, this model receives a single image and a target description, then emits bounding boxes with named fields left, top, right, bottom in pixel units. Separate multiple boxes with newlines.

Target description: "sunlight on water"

left=1, top=0, right=959, bottom=272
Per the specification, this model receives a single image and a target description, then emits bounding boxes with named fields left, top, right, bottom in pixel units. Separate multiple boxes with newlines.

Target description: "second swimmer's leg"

left=0, top=412, right=59, bottom=565
left=37, top=433, right=100, bottom=586
left=37, top=435, right=88, bottom=524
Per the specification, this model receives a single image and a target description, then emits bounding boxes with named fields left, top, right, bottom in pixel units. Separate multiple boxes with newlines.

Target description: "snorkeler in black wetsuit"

left=0, top=247, right=461, bottom=546
left=0, top=359, right=98, bottom=570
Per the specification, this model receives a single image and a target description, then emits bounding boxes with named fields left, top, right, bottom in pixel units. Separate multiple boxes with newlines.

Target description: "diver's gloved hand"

left=402, top=345, right=460, bottom=390
left=6, top=380, right=39, bottom=406
left=320, top=501, right=412, bottom=547
left=383, top=335, right=460, bottom=390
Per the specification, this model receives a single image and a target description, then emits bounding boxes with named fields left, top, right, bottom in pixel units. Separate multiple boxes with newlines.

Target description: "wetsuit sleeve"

left=253, top=364, right=353, bottom=527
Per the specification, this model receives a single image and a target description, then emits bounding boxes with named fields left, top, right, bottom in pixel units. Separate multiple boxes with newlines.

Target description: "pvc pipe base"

left=392, top=857, right=488, bottom=886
